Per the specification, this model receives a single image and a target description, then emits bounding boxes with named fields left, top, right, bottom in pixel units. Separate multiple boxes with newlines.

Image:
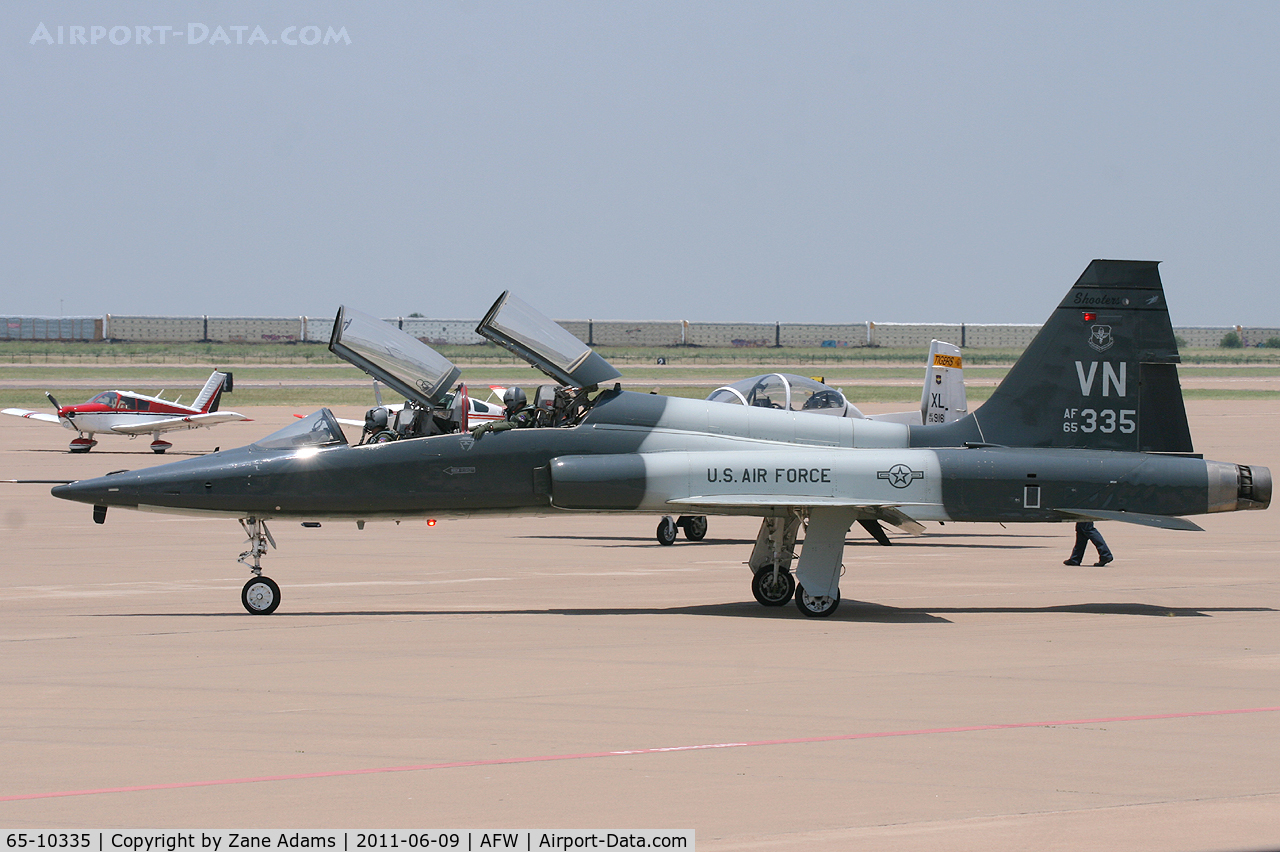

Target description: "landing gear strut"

left=748, top=515, right=801, bottom=606
left=237, top=517, right=281, bottom=614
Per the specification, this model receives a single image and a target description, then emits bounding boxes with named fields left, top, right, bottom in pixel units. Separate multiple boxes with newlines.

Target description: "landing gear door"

left=329, top=306, right=461, bottom=410
left=476, top=291, right=621, bottom=389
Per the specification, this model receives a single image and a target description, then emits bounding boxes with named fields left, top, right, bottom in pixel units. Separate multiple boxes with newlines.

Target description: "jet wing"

left=476, top=291, right=621, bottom=388
left=109, top=412, right=251, bottom=435
left=2, top=408, right=62, bottom=424
left=668, top=495, right=929, bottom=534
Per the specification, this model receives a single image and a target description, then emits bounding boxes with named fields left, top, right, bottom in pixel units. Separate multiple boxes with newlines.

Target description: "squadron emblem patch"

left=1087, top=324, right=1114, bottom=352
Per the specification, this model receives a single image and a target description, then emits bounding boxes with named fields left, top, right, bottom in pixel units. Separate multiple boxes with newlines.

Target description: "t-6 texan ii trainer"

left=51, top=261, right=1271, bottom=616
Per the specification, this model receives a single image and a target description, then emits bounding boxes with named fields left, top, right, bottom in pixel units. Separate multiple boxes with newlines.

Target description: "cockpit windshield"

left=252, top=409, right=348, bottom=451
left=90, top=392, right=120, bottom=407
left=329, top=306, right=461, bottom=409
left=476, top=291, right=621, bottom=389
left=707, top=374, right=848, bottom=415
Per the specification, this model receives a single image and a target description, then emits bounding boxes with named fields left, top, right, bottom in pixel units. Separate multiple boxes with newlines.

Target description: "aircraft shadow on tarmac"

left=23, top=448, right=209, bottom=457
left=102, top=601, right=1276, bottom=624
left=518, top=534, right=1050, bottom=550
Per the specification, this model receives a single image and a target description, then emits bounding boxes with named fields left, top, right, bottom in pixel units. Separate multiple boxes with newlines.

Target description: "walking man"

left=1064, top=521, right=1113, bottom=566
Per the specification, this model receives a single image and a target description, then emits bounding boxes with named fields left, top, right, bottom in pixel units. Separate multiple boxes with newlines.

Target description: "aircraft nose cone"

left=52, top=478, right=110, bottom=505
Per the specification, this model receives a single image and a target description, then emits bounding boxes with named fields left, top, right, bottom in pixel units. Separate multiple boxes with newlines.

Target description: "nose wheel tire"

left=656, top=516, right=678, bottom=546
left=680, top=515, right=708, bottom=541
left=795, top=583, right=839, bottom=618
left=751, top=568, right=795, bottom=606
left=242, top=576, right=281, bottom=615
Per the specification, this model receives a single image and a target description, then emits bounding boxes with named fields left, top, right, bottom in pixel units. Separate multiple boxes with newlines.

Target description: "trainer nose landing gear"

left=655, top=514, right=709, bottom=545
left=237, top=517, right=281, bottom=614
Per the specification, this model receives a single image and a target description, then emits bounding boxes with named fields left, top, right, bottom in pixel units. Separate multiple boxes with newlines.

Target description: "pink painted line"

left=5, top=706, right=1279, bottom=803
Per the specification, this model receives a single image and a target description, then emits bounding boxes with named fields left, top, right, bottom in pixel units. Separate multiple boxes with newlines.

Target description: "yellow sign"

left=932, top=353, right=962, bottom=368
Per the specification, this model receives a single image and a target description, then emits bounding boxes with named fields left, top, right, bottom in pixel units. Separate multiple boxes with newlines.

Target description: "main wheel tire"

left=794, top=583, right=840, bottom=618
left=751, top=568, right=795, bottom=606
left=242, top=576, right=281, bottom=615
left=681, top=515, right=708, bottom=541
left=656, top=517, right=677, bottom=546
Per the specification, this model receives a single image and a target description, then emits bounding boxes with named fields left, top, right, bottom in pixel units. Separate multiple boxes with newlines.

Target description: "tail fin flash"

left=194, top=371, right=231, bottom=414
left=921, top=339, right=967, bottom=425
left=913, top=260, right=1193, bottom=453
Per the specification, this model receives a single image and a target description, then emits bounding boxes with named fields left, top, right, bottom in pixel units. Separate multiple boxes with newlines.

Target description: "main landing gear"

left=751, top=565, right=795, bottom=606
left=748, top=515, right=801, bottom=607
left=747, top=512, right=845, bottom=618
left=794, top=584, right=840, bottom=617
left=238, top=517, right=281, bottom=614
left=655, top=515, right=708, bottom=545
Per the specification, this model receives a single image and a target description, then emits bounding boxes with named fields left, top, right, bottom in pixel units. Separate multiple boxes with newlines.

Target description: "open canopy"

left=476, top=291, right=621, bottom=388
left=329, top=306, right=461, bottom=409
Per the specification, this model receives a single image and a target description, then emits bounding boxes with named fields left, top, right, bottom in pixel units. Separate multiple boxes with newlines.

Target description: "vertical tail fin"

left=912, top=260, right=1193, bottom=453
left=194, top=371, right=231, bottom=413
left=921, top=339, right=967, bottom=425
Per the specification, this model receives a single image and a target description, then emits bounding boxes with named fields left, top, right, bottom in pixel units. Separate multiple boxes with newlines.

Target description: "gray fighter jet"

left=52, top=261, right=1272, bottom=617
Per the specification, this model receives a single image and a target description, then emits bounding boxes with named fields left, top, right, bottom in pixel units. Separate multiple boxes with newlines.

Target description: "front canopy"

left=329, top=306, right=461, bottom=409
left=252, top=409, right=348, bottom=451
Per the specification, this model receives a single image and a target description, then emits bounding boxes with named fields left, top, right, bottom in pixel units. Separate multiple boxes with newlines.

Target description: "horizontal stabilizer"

left=110, top=412, right=250, bottom=435
left=2, top=408, right=62, bottom=424
left=1055, top=508, right=1203, bottom=531
left=878, top=506, right=926, bottom=535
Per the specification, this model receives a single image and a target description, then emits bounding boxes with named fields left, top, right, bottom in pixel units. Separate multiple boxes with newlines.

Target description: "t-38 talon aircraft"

left=51, top=261, right=1271, bottom=616
left=4, top=370, right=249, bottom=453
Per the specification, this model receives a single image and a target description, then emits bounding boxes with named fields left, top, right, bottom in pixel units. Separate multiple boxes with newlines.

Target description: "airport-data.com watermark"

left=29, top=23, right=350, bottom=46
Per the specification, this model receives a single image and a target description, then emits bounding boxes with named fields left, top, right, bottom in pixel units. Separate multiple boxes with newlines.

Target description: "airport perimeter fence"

left=2, top=315, right=1278, bottom=351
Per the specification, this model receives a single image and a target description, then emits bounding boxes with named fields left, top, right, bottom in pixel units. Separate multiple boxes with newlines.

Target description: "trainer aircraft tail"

left=912, top=260, right=1193, bottom=453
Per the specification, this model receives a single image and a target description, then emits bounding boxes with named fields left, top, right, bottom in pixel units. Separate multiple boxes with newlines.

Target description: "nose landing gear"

left=237, top=517, right=281, bottom=614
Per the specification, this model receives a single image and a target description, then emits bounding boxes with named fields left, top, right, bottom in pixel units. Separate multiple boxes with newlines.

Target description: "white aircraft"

left=705, top=340, right=966, bottom=425
left=2, top=370, right=249, bottom=453
left=657, top=340, right=967, bottom=544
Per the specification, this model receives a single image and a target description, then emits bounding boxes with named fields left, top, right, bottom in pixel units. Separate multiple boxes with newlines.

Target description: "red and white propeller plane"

left=2, top=370, right=250, bottom=453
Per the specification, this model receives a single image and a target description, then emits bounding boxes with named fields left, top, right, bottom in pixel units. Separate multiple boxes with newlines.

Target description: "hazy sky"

left=4, top=2, right=1278, bottom=326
